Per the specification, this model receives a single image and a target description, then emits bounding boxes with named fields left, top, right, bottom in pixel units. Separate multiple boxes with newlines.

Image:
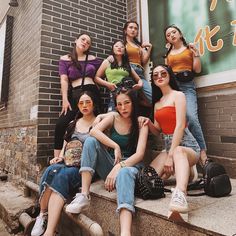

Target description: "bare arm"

left=122, top=124, right=149, bottom=167
left=189, top=43, right=201, bottom=73
left=141, top=42, right=152, bottom=66
left=130, top=68, right=143, bottom=89
left=94, top=59, right=116, bottom=91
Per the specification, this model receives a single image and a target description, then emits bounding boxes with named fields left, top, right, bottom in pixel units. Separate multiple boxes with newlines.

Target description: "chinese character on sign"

left=210, top=0, right=233, bottom=11
left=194, top=25, right=223, bottom=56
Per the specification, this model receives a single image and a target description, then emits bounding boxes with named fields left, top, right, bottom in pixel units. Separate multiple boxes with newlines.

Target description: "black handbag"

left=175, top=70, right=195, bottom=82
left=187, top=160, right=232, bottom=197
left=135, top=166, right=170, bottom=200
left=116, top=76, right=136, bottom=90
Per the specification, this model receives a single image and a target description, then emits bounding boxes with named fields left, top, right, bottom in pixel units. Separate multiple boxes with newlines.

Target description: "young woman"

left=95, top=40, right=143, bottom=111
left=164, top=25, right=207, bottom=166
left=31, top=91, right=99, bottom=236
left=66, top=89, right=149, bottom=236
left=54, top=33, right=102, bottom=158
left=123, top=20, right=153, bottom=107
left=141, top=65, right=200, bottom=219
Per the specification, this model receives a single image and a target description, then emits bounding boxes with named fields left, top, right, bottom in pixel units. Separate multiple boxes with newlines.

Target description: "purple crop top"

left=59, top=58, right=102, bottom=82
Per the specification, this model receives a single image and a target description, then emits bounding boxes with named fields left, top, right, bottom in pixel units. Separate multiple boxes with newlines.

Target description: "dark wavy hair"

left=64, top=90, right=99, bottom=142
left=123, top=20, right=142, bottom=47
left=110, top=40, right=131, bottom=74
left=114, top=89, right=139, bottom=154
left=163, top=25, right=188, bottom=58
left=151, top=64, right=180, bottom=104
left=69, top=33, right=92, bottom=70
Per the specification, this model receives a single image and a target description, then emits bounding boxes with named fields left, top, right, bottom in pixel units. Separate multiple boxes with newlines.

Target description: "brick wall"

left=0, top=0, right=41, bottom=181
left=0, top=0, right=128, bottom=180
left=127, top=0, right=137, bottom=20
left=37, top=0, right=128, bottom=166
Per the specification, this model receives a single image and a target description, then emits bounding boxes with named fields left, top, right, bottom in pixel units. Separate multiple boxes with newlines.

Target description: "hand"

left=114, top=145, right=122, bottom=165
left=60, top=99, right=72, bottom=115
left=50, top=156, right=63, bottom=165
left=138, top=116, right=150, bottom=128
left=107, top=55, right=114, bottom=63
left=105, top=164, right=121, bottom=192
left=142, top=42, right=152, bottom=49
left=188, top=43, right=200, bottom=57
left=107, top=82, right=117, bottom=91
left=164, top=154, right=174, bottom=175
left=132, top=80, right=143, bottom=90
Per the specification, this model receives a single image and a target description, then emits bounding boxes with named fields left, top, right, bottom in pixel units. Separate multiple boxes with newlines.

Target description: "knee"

left=117, top=167, right=136, bottom=182
left=83, top=136, right=99, bottom=149
left=173, top=146, right=186, bottom=159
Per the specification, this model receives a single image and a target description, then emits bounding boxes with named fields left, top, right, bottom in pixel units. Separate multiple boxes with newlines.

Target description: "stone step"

left=85, top=179, right=236, bottom=236
left=0, top=181, right=35, bottom=234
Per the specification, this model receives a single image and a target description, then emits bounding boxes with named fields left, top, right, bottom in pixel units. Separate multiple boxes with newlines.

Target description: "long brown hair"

left=123, top=20, right=142, bottom=47
left=69, top=33, right=92, bottom=69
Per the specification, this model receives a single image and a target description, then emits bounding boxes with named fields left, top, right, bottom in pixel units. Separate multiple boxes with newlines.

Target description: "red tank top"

left=154, top=106, right=176, bottom=134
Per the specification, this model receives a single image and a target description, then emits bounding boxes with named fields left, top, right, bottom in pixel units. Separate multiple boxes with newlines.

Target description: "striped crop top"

left=167, top=48, right=193, bottom=72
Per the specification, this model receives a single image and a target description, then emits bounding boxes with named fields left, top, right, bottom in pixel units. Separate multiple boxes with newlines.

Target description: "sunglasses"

left=152, top=71, right=168, bottom=80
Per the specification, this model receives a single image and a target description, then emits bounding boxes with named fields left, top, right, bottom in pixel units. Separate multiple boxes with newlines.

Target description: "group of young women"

left=31, top=21, right=207, bottom=236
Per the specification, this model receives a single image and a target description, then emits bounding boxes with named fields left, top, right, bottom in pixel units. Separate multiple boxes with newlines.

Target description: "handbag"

left=72, top=54, right=89, bottom=101
left=116, top=76, right=136, bottom=90
left=135, top=166, right=170, bottom=200
left=187, top=160, right=232, bottom=197
left=175, top=70, right=195, bottom=82
left=63, top=139, right=83, bottom=167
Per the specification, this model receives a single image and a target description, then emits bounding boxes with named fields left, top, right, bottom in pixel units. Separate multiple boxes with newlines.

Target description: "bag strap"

left=187, top=178, right=206, bottom=196
left=80, top=53, right=89, bottom=89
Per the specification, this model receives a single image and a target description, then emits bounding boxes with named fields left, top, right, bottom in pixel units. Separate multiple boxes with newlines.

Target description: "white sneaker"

left=31, top=212, right=47, bottom=236
left=66, top=193, right=91, bottom=214
left=169, top=188, right=188, bottom=213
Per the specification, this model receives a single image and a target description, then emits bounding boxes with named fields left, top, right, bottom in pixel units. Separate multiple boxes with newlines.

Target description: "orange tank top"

left=167, top=48, right=193, bottom=72
left=126, top=42, right=142, bottom=66
left=154, top=106, right=176, bottom=134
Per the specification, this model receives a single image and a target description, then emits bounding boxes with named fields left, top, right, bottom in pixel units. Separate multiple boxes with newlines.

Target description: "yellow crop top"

left=126, top=42, right=142, bottom=66
left=167, top=48, right=193, bottom=72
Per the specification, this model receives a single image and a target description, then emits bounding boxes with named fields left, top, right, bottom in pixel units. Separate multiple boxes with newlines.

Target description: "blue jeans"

left=177, top=80, right=207, bottom=150
left=130, top=63, right=152, bottom=104
left=80, top=137, right=141, bottom=213
left=40, top=164, right=81, bottom=202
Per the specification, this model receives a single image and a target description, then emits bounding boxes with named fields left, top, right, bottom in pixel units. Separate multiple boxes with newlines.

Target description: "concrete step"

left=85, top=179, right=236, bottom=236
left=1, top=177, right=235, bottom=236
left=0, top=181, right=35, bottom=234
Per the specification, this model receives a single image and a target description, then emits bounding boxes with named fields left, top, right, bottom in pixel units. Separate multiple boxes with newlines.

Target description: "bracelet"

left=119, top=161, right=126, bottom=168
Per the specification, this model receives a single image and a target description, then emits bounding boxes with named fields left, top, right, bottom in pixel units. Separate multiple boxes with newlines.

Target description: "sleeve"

left=59, top=60, right=69, bottom=76
left=93, top=58, right=103, bottom=72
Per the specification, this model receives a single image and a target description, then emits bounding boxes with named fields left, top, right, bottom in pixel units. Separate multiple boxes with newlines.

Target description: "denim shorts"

left=163, top=128, right=200, bottom=159
left=39, top=164, right=81, bottom=202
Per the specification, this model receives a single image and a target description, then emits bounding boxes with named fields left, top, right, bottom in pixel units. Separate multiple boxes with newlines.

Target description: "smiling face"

left=77, top=94, right=94, bottom=116
left=116, top=93, right=133, bottom=118
left=165, top=27, right=182, bottom=45
left=113, top=41, right=125, bottom=56
left=75, top=34, right=91, bottom=53
left=152, top=66, right=170, bottom=87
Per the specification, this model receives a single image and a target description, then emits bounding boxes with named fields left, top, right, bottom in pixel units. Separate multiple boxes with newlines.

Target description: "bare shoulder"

left=88, top=55, right=96, bottom=60
left=174, top=90, right=185, bottom=100
left=60, top=54, right=71, bottom=61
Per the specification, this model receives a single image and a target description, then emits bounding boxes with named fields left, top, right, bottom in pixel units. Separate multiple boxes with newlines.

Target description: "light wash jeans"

left=80, top=137, right=141, bottom=213
left=130, top=63, right=152, bottom=104
left=177, top=80, right=207, bottom=150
